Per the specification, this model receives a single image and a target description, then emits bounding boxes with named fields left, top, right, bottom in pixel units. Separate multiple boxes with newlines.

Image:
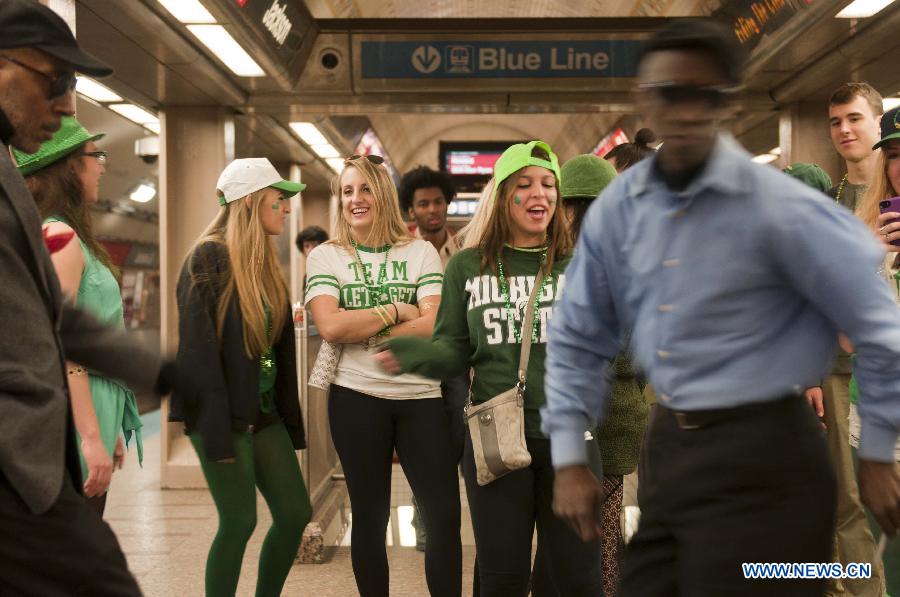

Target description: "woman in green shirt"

left=379, top=141, right=603, bottom=596
left=17, top=116, right=137, bottom=516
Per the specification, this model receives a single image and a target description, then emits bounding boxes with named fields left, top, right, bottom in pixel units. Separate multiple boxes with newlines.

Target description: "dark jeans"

left=0, top=471, right=141, bottom=596
left=463, top=433, right=603, bottom=597
left=329, top=385, right=462, bottom=597
left=621, top=396, right=836, bottom=597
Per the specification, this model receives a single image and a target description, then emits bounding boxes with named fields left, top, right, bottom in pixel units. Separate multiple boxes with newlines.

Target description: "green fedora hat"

left=14, top=116, right=104, bottom=176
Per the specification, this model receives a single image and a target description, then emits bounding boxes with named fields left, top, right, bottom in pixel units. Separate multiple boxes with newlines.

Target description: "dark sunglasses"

left=637, top=81, right=740, bottom=106
left=345, top=154, right=385, bottom=165
left=0, top=54, right=76, bottom=99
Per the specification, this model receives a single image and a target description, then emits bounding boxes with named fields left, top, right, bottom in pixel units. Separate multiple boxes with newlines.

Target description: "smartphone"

left=878, top=196, right=900, bottom=248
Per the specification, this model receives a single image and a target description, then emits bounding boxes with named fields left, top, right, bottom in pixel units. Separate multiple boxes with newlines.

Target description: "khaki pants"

left=822, top=374, right=884, bottom=597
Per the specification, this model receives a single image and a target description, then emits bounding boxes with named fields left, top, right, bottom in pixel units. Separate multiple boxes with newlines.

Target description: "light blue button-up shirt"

left=543, top=135, right=900, bottom=465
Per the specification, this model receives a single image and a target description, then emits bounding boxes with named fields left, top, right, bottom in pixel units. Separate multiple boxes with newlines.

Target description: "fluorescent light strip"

left=326, top=158, right=345, bottom=172
left=77, top=77, right=122, bottom=102
left=836, top=0, right=895, bottom=18
left=187, top=25, right=265, bottom=77
left=768, top=147, right=782, bottom=156
left=108, top=103, right=160, bottom=134
left=752, top=154, right=779, bottom=164
left=289, top=122, right=329, bottom=146
left=312, top=144, right=340, bottom=159
left=885, top=97, right=900, bottom=111
left=157, top=0, right=215, bottom=23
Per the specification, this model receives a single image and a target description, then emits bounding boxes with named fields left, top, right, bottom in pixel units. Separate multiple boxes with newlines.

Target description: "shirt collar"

left=627, top=134, right=751, bottom=200
left=0, top=107, right=13, bottom=146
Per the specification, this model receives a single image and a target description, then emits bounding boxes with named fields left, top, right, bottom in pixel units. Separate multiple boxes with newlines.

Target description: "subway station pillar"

left=159, top=107, right=233, bottom=488
left=779, top=101, right=843, bottom=184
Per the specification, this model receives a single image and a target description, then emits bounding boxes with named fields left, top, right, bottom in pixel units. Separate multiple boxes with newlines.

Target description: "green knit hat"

left=560, top=154, right=617, bottom=200
left=13, top=116, right=104, bottom=176
left=493, top=140, right=560, bottom=199
left=782, top=163, right=832, bottom=193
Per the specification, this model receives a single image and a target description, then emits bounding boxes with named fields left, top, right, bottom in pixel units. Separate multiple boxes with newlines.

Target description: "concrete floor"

left=106, top=411, right=635, bottom=596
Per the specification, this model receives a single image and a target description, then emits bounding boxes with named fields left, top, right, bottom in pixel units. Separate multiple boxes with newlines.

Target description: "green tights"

left=191, top=423, right=311, bottom=597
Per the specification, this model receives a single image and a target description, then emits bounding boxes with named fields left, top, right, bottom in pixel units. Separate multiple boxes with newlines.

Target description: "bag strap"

left=515, top=261, right=549, bottom=393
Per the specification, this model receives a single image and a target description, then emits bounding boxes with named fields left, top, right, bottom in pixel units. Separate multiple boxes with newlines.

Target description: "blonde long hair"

left=330, top=157, right=411, bottom=250
left=189, top=189, right=289, bottom=359
left=458, top=177, right=495, bottom=249
left=856, top=151, right=897, bottom=230
left=470, top=147, right=572, bottom=274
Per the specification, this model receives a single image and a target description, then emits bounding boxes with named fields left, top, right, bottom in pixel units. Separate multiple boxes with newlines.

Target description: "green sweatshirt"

left=389, top=246, right=571, bottom=438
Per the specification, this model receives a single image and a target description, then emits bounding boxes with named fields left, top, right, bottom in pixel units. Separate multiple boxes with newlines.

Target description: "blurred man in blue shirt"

left=543, top=19, right=900, bottom=597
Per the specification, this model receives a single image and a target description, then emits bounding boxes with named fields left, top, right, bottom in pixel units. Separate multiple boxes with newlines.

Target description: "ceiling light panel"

left=312, top=144, right=341, bottom=159
left=187, top=25, right=265, bottom=77
left=77, top=77, right=122, bottom=102
left=289, top=122, right=329, bottom=146
left=326, top=158, right=345, bottom=172
left=157, top=0, right=215, bottom=23
left=836, top=0, right=895, bottom=18
left=752, top=154, right=779, bottom=164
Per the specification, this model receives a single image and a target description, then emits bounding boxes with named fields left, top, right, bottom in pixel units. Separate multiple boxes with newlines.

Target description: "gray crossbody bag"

left=464, top=263, right=546, bottom=486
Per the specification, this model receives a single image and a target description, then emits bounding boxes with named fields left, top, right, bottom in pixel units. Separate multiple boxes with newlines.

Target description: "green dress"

left=46, top=217, right=142, bottom=479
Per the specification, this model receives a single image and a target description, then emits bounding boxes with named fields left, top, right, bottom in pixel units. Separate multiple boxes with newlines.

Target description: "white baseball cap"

left=216, top=158, right=306, bottom=205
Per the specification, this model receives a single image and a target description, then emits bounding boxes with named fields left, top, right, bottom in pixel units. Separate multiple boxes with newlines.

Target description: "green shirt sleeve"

left=387, top=251, right=471, bottom=380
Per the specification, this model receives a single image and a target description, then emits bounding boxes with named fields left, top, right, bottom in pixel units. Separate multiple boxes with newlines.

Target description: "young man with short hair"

left=544, top=20, right=900, bottom=597
left=399, top=165, right=460, bottom=268
left=818, top=82, right=886, bottom=597
left=828, top=83, right=884, bottom=211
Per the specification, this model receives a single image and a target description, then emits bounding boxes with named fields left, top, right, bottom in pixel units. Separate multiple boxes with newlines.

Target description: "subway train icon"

left=445, top=45, right=474, bottom=73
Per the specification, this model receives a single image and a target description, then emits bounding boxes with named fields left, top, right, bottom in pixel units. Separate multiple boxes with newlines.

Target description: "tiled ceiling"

left=306, top=0, right=719, bottom=18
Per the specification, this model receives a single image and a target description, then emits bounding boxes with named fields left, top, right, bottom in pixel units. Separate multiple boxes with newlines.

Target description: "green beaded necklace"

left=835, top=173, right=848, bottom=203
left=497, top=247, right=552, bottom=344
left=351, top=240, right=392, bottom=305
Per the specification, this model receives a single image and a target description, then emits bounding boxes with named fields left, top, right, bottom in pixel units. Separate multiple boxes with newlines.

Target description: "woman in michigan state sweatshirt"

left=379, top=141, right=604, bottom=597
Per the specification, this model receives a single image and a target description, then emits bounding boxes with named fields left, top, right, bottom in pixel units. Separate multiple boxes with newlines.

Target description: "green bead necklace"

left=497, top=247, right=552, bottom=343
left=835, top=173, right=848, bottom=203
left=351, top=240, right=392, bottom=305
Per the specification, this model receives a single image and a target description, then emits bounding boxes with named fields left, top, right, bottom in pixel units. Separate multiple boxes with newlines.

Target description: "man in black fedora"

left=0, top=1, right=171, bottom=594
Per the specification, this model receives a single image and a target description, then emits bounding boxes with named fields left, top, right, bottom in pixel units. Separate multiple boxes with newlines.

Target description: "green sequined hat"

left=560, top=154, right=617, bottom=200
left=13, top=116, right=104, bottom=176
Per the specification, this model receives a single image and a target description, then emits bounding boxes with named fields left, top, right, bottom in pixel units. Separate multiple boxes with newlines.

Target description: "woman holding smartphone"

left=378, top=141, right=604, bottom=596
left=171, top=158, right=311, bottom=597
left=304, top=154, right=461, bottom=597
left=853, top=106, right=900, bottom=596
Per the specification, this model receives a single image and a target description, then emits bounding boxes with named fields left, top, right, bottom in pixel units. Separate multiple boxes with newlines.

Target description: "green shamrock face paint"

left=513, top=196, right=523, bottom=205
left=272, top=199, right=281, bottom=210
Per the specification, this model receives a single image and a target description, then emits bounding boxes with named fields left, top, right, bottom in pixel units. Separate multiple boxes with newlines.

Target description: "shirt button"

left=658, top=304, right=674, bottom=312
left=657, top=350, right=671, bottom=359
left=663, top=259, right=680, bottom=267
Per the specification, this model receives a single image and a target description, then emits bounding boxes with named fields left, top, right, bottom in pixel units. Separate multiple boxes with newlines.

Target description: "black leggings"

left=329, top=385, right=462, bottom=597
left=463, top=433, right=603, bottom=597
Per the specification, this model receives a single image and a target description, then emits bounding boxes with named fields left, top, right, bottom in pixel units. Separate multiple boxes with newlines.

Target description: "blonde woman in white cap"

left=170, top=158, right=311, bottom=597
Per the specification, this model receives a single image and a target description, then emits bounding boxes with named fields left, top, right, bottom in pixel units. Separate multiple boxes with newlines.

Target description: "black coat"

left=170, top=241, right=305, bottom=461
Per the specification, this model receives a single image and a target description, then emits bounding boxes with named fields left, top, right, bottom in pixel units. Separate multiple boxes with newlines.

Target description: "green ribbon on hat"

left=13, top=116, right=104, bottom=176
left=493, top=140, right=561, bottom=199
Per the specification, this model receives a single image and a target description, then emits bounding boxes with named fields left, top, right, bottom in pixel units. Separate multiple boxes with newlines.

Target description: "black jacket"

left=170, top=241, right=305, bottom=461
left=1, top=108, right=161, bottom=514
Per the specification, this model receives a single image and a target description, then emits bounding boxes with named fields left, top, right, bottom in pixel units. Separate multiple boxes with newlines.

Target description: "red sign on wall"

left=592, top=128, right=629, bottom=158
left=236, top=0, right=249, bottom=7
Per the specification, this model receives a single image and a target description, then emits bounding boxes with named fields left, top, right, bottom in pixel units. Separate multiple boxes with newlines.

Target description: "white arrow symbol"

left=411, top=45, right=441, bottom=74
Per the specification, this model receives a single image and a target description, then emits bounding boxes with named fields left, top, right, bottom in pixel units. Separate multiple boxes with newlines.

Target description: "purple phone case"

left=878, top=196, right=900, bottom=247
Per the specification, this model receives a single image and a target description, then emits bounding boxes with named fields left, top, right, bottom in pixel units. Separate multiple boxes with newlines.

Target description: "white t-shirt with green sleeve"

left=305, top=239, right=443, bottom=399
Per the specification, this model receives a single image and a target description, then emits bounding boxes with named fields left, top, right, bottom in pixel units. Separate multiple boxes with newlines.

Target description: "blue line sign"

left=361, top=40, right=643, bottom=79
